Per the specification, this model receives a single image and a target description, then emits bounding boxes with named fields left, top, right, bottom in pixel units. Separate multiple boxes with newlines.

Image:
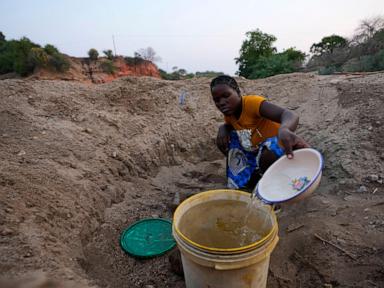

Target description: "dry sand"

left=0, top=72, right=383, bottom=287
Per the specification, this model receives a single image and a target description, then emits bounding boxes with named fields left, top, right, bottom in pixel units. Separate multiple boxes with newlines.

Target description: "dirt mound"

left=0, top=73, right=383, bottom=287
left=28, top=56, right=161, bottom=83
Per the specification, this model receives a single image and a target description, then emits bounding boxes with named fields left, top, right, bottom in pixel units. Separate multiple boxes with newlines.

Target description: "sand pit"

left=0, top=73, right=383, bottom=287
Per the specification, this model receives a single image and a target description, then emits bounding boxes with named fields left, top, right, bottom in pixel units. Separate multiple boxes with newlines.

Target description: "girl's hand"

left=278, top=127, right=310, bottom=159
left=216, top=124, right=232, bottom=155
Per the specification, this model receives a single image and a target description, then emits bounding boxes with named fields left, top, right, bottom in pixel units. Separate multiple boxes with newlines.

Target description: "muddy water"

left=178, top=199, right=272, bottom=249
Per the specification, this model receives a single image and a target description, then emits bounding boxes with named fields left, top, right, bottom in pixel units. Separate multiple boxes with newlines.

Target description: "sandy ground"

left=0, top=72, right=383, bottom=287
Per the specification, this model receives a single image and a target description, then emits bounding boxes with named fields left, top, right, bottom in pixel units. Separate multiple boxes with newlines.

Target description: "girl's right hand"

left=216, top=124, right=232, bottom=155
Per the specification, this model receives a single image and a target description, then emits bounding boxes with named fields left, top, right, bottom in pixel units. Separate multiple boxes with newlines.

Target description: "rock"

left=84, top=128, right=93, bottom=134
left=1, top=227, right=13, bottom=236
left=368, top=174, right=379, bottom=182
left=361, top=142, right=376, bottom=151
left=24, top=251, right=33, bottom=258
left=17, top=150, right=26, bottom=156
left=5, top=208, right=13, bottom=213
left=357, top=185, right=368, bottom=193
left=112, top=151, right=117, bottom=158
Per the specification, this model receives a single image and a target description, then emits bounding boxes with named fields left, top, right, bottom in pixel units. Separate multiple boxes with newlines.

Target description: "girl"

left=211, top=75, right=309, bottom=191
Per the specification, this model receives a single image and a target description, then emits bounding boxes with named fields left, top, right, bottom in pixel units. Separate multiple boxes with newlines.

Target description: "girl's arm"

left=216, top=124, right=233, bottom=155
left=259, top=101, right=309, bottom=158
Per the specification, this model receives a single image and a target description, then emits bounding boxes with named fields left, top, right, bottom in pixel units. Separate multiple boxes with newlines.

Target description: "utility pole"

left=112, top=35, right=117, bottom=56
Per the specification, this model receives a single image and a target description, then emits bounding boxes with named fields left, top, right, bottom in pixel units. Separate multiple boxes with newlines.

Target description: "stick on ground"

left=314, top=233, right=357, bottom=260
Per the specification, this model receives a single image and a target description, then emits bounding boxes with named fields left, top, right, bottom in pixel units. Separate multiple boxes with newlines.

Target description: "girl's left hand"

left=278, top=127, right=310, bottom=159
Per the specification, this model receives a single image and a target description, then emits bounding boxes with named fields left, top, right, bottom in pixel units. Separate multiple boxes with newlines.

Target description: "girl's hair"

left=210, top=75, right=241, bottom=96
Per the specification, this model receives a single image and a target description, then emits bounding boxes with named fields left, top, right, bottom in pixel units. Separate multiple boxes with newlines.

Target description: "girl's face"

left=211, top=84, right=241, bottom=116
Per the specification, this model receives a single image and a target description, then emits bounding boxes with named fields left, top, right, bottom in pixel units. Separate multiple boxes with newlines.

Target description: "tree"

left=0, top=31, right=5, bottom=43
left=235, top=29, right=277, bottom=78
left=12, top=37, right=40, bottom=75
left=44, top=44, right=59, bottom=55
left=249, top=54, right=295, bottom=79
left=135, top=47, right=161, bottom=63
left=88, top=48, right=99, bottom=61
left=281, top=47, right=306, bottom=62
left=103, top=49, right=114, bottom=60
left=353, top=16, right=384, bottom=44
left=310, top=35, right=348, bottom=56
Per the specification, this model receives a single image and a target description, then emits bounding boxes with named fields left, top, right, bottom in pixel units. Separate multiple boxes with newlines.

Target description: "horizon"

left=0, top=0, right=383, bottom=75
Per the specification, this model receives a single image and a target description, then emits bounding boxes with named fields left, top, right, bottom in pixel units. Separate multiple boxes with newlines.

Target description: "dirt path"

left=0, top=73, right=383, bottom=287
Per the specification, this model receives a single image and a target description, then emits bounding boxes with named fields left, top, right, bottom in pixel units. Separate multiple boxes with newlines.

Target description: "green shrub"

left=195, top=71, right=224, bottom=78
left=0, top=36, right=70, bottom=75
left=28, top=47, right=49, bottom=67
left=0, top=32, right=5, bottom=43
left=249, top=54, right=295, bottom=79
left=342, top=49, right=384, bottom=72
left=100, top=60, right=116, bottom=74
left=44, top=44, right=59, bottom=56
left=0, top=37, right=40, bottom=75
left=318, top=66, right=337, bottom=75
left=375, top=49, right=384, bottom=70
left=88, top=48, right=99, bottom=60
left=124, top=56, right=145, bottom=65
left=48, top=53, right=70, bottom=72
left=103, top=49, right=114, bottom=60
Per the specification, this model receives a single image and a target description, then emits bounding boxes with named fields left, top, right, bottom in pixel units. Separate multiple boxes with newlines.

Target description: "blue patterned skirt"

left=227, top=131, right=284, bottom=189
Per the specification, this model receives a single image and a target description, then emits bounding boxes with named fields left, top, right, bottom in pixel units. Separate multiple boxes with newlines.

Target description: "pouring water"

left=237, top=189, right=269, bottom=246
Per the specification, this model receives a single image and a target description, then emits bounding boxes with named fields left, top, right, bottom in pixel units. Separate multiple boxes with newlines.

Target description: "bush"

left=88, top=48, right=99, bottom=61
left=0, top=37, right=40, bottom=75
left=0, top=36, right=70, bottom=75
left=124, top=56, right=145, bottom=65
left=342, top=49, right=384, bottom=72
left=249, top=54, right=295, bottom=79
left=28, top=47, right=49, bottom=67
left=44, top=44, right=59, bottom=56
left=103, top=49, right=114, bottom=60
left=100, top=60, right=116, bottom=74
left=318, top=66, right=337, bottom=75
left=48, top=53, right=70, bottom=72
left=195, top=71, right=224, bottom=78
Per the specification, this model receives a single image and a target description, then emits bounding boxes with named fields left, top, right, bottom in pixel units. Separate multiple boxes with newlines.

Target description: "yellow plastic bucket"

left=173, top=189, right=278, bottom=288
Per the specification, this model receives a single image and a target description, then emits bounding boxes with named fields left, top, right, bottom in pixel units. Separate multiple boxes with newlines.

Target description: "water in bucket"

left=178, top=197, right=271, bottom=249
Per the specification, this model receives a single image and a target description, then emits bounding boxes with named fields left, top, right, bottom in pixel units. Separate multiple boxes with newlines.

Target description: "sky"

left=0, top=0, right=383, bottom=75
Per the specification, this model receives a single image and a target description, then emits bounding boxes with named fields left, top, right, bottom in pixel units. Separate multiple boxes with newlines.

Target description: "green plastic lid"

left=120, top=218, right=176, bottom=258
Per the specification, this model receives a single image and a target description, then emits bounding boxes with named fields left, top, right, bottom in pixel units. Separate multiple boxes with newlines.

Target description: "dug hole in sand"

left=0, top=73, right=383, bottom=287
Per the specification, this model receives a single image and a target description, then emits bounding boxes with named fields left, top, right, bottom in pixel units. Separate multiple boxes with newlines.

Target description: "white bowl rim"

left=256, top=148, right=324, bottom=204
